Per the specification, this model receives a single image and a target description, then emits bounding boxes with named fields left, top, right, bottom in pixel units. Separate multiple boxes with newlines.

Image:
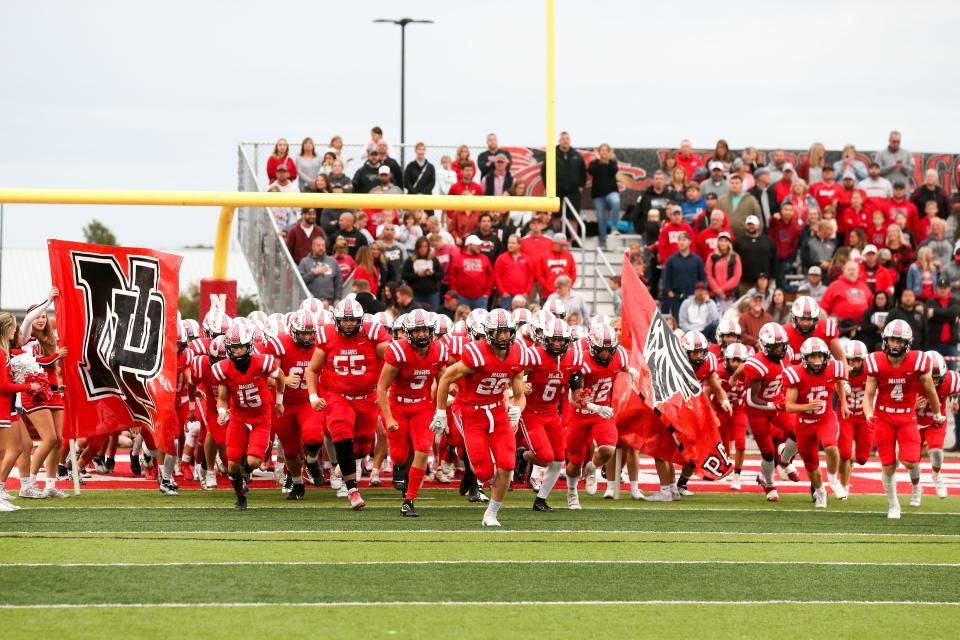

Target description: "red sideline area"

left=10, top=455, right=960, bottom=495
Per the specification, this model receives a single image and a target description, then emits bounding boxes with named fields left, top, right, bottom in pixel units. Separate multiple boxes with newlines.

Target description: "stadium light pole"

left=373, top=17, right=433, bottom=168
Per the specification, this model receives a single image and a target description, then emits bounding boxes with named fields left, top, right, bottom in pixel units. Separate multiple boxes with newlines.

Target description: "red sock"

left=406, top=466, right=426, bottom=501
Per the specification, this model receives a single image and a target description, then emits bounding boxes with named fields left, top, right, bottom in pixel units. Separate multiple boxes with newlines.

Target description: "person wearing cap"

left=268, top=163, right=300, bottom=194
left=694, top=209, right=730, bottom=262
left=352, top=147, right=382, bottom=194
left=369, top=164, right=403, bottom=196
left=858, top=162, right=894, bottom=202
left=733, top=215, right=776, bottom=294
left=699, top=160, right=730, bottom=199
left=820, top=260, right=874, bottom=325
left=635, top=170, right=679, bottom=233
left=887, top=181, right=920, bottom=236
left=661, top=231, right=706, bottom=320
left=762, top=148, right=788, bottom=183
left=858, top=244, right=897, bottom=296
left=833, top=144, right=868, bottom=181
left=719, top=174, right=762, bottom=238
left=875, top=131, right=914, bottom=188
left=493, top=234, right=534, bottom=310
left=704, top=231, right=742, bottom=311
left=482, top=154, right=514, bottom=197
left=773, top=162, right=795, bottom=204
left=797, top=266, right=827, bottom=303
left=678, top=282, right=720, bottom=336
left=738, top=291, right=774, bottom=348
left=911, top=169, right=951, bottom=222
left=439, top=292, right=460, bottom=321
left=748, top=168, right=779, bottom=226
left=535, top=232, right=577, bottom=298
left=768, top=201, right=803, bottom=289
left=448, top=235, right=494, bottom=309
left=920, top=218, right=953, bottom=267
left=477, top=133, right=512, bottom=178
left=445, top=164, right=485, bottom=245
left=657, top=205, right=696, bottom=267
left=808, top=163, right=842, bottom=212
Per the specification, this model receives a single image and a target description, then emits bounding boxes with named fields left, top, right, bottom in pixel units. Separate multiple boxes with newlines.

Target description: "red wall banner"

left=47, top=240, right=182, bottom=443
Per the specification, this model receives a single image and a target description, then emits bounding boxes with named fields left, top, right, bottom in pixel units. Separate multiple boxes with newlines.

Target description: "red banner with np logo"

left=47, top=240, right=182, bottom=448
left=613, top=253, right=732, bottom=480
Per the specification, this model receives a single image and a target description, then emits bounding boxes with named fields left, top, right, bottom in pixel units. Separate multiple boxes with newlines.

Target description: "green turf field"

left=1, top=488, right=958, bottom=639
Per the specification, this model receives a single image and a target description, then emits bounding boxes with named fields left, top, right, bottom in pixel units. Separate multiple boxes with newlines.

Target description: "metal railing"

left=560, top=197, right=620, bottom=315
left=236, top=145, right=311, bottom=313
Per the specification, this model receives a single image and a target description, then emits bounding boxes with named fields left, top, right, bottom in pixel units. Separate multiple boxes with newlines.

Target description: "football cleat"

left=481, top=510, right=502, bottom=527
left=513, top=448, right=529, bottom=484
left=603, top=485, right=616, bottom=500
left=669, top=485, right=681, bottom=500
left=0, top=498, right=20, bottom=512
left=204, top=472, right=218, bottom=490
left=281, top=473, right=293, bottom=495
left=887, top=502, right=901, bottom=519
left=0, top=488, right=14, bottom=501
left=814, top=487, right=827, bottom=509
left=349, top=489, right=366, bottom=510
left=766, top=489, right=781, bottom=502
left=909, top=484, right=922, bottom=507
left=584, top=462, right=598, bottom=495
left=730, top=474, right=741, bottom=491
left=42, top=487, right=69, bottom=499
left=645, top=488, right=673, bottom=502
left=158, top=479, right=178, bottom=496
left=933, top=472, right=947, bottom=498
left=401, top=500, right=419, bottom=518
left=678, top=486, right=695, bottom=497
left=468, top=487, right=489, bottom=503
left=285, top=483, right=305, bottom=501
left=234, top=495, right=248, bottom=511
left=532, top=497, right=555, bottom=512
left=630, top=487, right=645, bottom=500
left=392, top=472, right=407, bottom=494
left=566, top=491, right=582, bottom=510
left=336, top=485, right=349, bottom=498
left=369, top=469, right=381, bottom=487
left=329, top=472, right=343, bottom=490
left=93, top=456, right=108, bottom=474
left=57, top=464, right=70, bottom=480
left=828, top=476, right=847, bottom=500
left=778, top=462, right=800, bottom=483
left=19, top=484, right=45, bottom=499
left=104, top=457, right=116, bottom=474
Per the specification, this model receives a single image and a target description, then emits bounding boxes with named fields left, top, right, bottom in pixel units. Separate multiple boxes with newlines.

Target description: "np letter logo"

left=72, top=253, right=166, bottom=425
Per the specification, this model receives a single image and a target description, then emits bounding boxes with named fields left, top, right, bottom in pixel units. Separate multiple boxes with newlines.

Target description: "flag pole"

left=613, top=447, right=622, bottom=499
left=69, top=438, right=81, bottom=496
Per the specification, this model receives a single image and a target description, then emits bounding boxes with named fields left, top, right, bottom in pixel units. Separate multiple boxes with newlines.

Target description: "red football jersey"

left=523, top=342, right=585, bottom=414
left=782, top=318, right=839, bottom=365
left=443, top=333, right=468, bottom=361
left=846, top=367, right=867, bottom=416
left=316, top=321, right=389, bottom=397
left=918, top=370, right=960, bottom=427
left=579, top=344, right=629, bottom=408
left=865, top=350, right=930, bottom=412
left=693, top=352, right=719, bottom=383
left=742, top=352, right=787, bottom=412
left=190, top=356, right=220, bottom=413
left=211, top=353, right=278, bottom=420
left=263, top=334, right=315, bottom=406
left=715, top=363, right=744, bottom=411
left=458, top=339, right=529, bottom=406
left=187, top=336, right=210, bottom=361
left=176, top=349, right=192, bottom=401
left=384, top=339, right=449, bottom=402
left=782, top=359, right=845, bottom=422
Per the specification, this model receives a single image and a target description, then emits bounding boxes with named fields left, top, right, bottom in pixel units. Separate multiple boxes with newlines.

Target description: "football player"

left=913, top=351, right=958, bottom=502
left=717, top=342, right=751, bottom=489
left=837, top=340, right=871, bottom=497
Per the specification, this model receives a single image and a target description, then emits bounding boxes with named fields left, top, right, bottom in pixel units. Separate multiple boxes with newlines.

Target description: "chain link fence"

left=236, top=145, right=311, bottom=314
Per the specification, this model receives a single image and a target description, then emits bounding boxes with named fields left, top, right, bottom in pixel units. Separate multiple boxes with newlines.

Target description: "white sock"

left=660, top=485, right=670, bottom=494
left=26, top=475, right=36, bottom=487
left=583, top=461, right=596, bottom=479
left=882, top=471, right=897, bottom=505
left=629, top=479, right=639, bottom=492
left=909, top=466, right=921, bottom=483
left=161, top=456, right=175, bottom=481
left=488, top=499, right=502, bottom=514
left=932, top=470, right=941, bottom=481
left=132, top=435, right=143, bottom=456
left=566, top=474, right=579, bottom=491
left=780, top=438, right=798, bottom=463
left=537, top=462, right=563, bottom=499
left=827, top=472, right=837, bottom=485
left=931, top=449, right=944, bottom=468
left=44, top=478, right=55, bottom=490
left=761, top=458, right=775, bottom=485
left=206, top=470, right=216, bottom=480
left=181, top=454, right=191, bottom=463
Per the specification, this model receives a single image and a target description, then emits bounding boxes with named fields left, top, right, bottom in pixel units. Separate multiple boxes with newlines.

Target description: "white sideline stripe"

left=22, top=505, right=960, bottom=516
left=0, top=600, right=956, bottom=610
left=1, top=529, right=958, bottom=538
left=4, top=560, right=959, bottom=568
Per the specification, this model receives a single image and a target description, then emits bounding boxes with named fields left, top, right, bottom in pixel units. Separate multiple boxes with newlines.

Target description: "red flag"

left=47, top=240, right=182, bottom=450
left=613, top=254, right=732, bottom=480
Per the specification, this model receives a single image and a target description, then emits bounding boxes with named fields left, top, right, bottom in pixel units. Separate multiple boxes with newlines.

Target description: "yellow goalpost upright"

left=0, top=0, right=560, bottom=281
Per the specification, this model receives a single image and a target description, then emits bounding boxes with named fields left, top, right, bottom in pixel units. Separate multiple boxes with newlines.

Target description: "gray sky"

left=2, top=0, right=958, bottom=251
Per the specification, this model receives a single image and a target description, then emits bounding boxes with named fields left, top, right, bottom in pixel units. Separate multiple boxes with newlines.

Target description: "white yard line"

left=0, top=599, right=956, bottom=610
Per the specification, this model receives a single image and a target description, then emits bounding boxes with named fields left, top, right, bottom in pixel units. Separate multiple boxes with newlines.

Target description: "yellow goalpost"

left=0, top=0, right=560, bottom=280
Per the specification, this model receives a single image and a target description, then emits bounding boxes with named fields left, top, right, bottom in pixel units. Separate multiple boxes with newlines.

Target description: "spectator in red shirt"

left=449, top=235, right=493, bottom=308
left=266, top=138, right=297, bottom=183
left=535, top=233, right=577, bottom=298
left=694, top=210, right=729, bottom=262
left=704, top=231, right=742, bottom=308
left=676, top=139, right=704, bottom=181
left=915, top=200, right=941, bottom=244
left=429, top=233, right=459, bottom=291
left=352, top=246, right=380, bottom=297
left=446, top=163, right=485, bottom=245
left=768, top=202, right=804, bottom=286
left=284, top=208, right=325, bottom=265
left=820, top=260, right=874, bottom=323
left=773, top=163, right=795, bottom=204
left=840, top=191, right=873, bottom=236
left=865, top=209, right=890, bottom=248
left=658, top=206, right=696, bottom=266
left=885, top=223, right=914, bottom=284
left=887, top=182, right=920, bottom=237
left=809, top=164, right=844, bottom=212
left=451, top=145, right=478, bottom=181
left=859, top=244, right=897, bottom=296
left=494, top=235, right=534, bottom=309
left=520, top=216, right=553, bottom=263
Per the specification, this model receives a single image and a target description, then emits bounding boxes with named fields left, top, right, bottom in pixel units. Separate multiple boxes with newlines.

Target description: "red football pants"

left=325, top=392, right=380, bottom=457
left=720, top=409, right=748, bottom=453
left=746, top=409, right=795, bottom=456
left=919, top=423, right=947, bottom=450
left=520, top=411, right=565, bottom=464
left=796, top=413, right=839, bottom=473
left=226, top=413, right=272, bottom=463
left=565, top=410, right=617, bottom=466
left=460, top=402, right=516, bottom=483
left=387, top=400, right=435, bottom=465
left=873, top=412, right=921, bottom=466
left=838, top=414, right=873, bottom=465
left=273, top=401, right=320, bottom=458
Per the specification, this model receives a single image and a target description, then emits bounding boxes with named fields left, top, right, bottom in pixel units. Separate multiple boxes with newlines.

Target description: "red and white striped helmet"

left=300, top=297, right=325, bottom=317
left=570, top=325, right=588, bottom=340
left=542, top=318, right=572, bottom=356
left=247, top=310, right=268, bottom=328
left=543, top=298, right=566, bottom=319
left=372, top=311, right=394, bottom=329
left=926, top=350, right=947, bottom=379
left=680, top=330, right=709, bottom=352
left=529, top=310, right=554, bottom=344
left=882, top=319, right=913, bottom=344
left=588, top=321, right=618, bottom=351
left=176, top=320, right=188, bottom=347
left=800, top=336, right=829, bottom=357
left=723, top=342, right=751, bottom=362
left=289, top=309, right=317, bottom=347
left=208, top=335, right=227, bottom=360
left=224, top=322, right=255, bottom=351
left=467, top=308, right=489, bottom=339
left=318, top=309, right=335, bottom=326
left=715, top=318, right=742, bottom=342
left=404, top=309, right=435, bottom=347
left=512, top=308, right=533, bottom=326
left=202, top=309, right=232, bottom=337
left=451, top=320, right=468, bottom=336
left=590, top=314, right=612, bottom=329
left=182, top=319, right=201, bottom=341
left=333, top=298, right=364, bottom=337
left=843, top=340, right=868, bottom=361
left=484, top=308, right=516, bottom=349
left=758, top=322, right=789, bottom=357
left=434, top=314, right=453, bottom=338
left=791, top=296, right=820, bottom=320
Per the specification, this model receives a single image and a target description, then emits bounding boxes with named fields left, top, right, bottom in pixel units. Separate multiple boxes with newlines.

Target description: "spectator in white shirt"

left=436, top=155, right=458, bottom=195
left=546, top=276, right=589, bottom=324
left=268, top=165, right=300, bottom=193
left=796, top=266, right=827, bottom=302
left=678, top=282, right=720, bottom=336
left=857, top=162, right=893, bottom=200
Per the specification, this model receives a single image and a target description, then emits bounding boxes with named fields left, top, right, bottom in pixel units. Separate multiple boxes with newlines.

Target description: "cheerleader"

left=19, top=288, right=69, bottom=497
left=0, top=313, right=44, bottom=510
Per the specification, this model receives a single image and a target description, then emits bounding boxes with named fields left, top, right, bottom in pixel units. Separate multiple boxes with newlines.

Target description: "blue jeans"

left=593, top=192, right=621, bottom=247
left=457, top=295, right=488, bottom=310
left=414, top=292, right=440, bottom=312
left=499, top=295, right=515, bottom=311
